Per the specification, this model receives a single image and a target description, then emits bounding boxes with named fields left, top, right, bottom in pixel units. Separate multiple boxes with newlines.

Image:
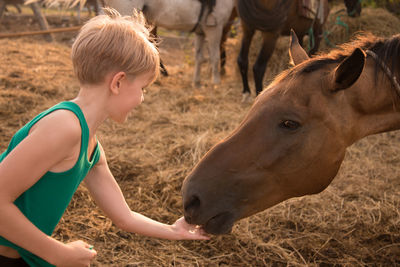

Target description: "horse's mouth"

left=202, top=212, right=235, bottom=235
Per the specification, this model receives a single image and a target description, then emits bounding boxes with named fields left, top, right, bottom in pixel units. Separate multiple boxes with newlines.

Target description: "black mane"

left=276, top=33, right=400, bottom=86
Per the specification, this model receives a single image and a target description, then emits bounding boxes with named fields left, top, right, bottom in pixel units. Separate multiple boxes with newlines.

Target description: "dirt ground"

left=1, top=4, right=400, bottom=266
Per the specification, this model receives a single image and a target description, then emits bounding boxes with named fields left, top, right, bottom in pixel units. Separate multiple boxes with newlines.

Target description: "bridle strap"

left=366, top=49, right=400, bottom=96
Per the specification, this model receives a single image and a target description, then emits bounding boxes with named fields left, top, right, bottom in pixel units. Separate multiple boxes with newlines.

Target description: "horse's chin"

left=202, top=212, right=235, bottom=235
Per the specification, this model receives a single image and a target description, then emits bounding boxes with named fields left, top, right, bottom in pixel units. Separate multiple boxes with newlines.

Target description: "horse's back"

left=154, top=0, right=234, bottom=31
left=103, top=0, right=145, bottom=16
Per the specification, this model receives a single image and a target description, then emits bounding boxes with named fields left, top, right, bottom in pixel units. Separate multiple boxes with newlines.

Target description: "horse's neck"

left=347, top=59, right=400, bottom=143
left=258, top=0, right=280, bottom=10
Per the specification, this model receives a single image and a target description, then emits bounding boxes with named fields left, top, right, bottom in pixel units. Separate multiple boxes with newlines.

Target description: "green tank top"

left=0, top=101, right=101, bottom=266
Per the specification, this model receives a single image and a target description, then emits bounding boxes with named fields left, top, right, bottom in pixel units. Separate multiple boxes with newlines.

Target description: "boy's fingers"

left=85, top=244, right=97, bottom=257
left=90, top=250, right=97, bottom=258
left=200, top=228, right=208, bottom=236
left=191, top=228, right=210, bottom=239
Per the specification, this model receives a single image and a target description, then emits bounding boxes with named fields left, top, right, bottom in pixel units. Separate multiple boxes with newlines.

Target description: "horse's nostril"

left=184, top=195, right=200, bottom=223
left=185, top=214, right=192, bottom=224
left=184, top=195, right=201, bottom=224
left=184, top=195, right=201, bottom=214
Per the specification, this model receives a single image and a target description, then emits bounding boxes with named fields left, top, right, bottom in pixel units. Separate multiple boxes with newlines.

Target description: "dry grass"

left=0, top=4, right=400, bottom=266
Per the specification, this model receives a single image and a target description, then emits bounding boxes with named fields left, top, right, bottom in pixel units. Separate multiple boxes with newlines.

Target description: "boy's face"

left=112, top=71, right=154, bottom=123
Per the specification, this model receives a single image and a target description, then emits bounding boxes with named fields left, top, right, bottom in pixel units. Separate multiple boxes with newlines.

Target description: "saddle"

left=298, top=0, right=330, bottom=25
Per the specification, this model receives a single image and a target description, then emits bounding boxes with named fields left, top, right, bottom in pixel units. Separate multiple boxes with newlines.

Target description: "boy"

left=0, top=8, right=208, bottom=267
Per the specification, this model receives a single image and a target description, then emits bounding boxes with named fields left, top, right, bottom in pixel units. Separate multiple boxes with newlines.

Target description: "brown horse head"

left=182, top=31, right=400, bottom=234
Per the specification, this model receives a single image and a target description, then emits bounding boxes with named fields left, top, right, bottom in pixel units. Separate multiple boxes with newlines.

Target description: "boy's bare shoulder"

left=30, top=109, right=82, bottom=146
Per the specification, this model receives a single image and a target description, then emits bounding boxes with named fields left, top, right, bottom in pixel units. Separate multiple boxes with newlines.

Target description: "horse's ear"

left=331, top=48, right=365, bottom=91
left=289, top=29, right=309, bottom=65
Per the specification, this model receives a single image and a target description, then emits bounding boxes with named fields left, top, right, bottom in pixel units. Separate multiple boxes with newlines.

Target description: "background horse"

left=104, top=0, right=236, bottom=86
left=237, top=0, right=362, bottom=100
left=76, top=0, right=103, bottom=24
left=182, top=31, right=400, bottom=235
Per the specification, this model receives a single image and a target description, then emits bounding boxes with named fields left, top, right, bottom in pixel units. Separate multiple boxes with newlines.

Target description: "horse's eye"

left=279, top=120, right=300, bottom=130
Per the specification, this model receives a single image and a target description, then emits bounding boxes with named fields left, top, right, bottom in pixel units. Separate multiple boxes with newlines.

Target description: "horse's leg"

left=309, top=23, right=322, bottom=55
left=206, top=25, right=223, bottom=85
left=219, top=25, right=229, bottom=76
left=77, top=5, right=81, bottom=24
left=297, top=34, right=304, bottom=47
left=150, top=26, right=168, bottom=77
left=193, top=33, right=206, bottom=87
left=0, top=0, right=6, bottom=20
left=219, top=9, right=237, bottom=76
left=14, top=4, right=21, bottom=13
left=159, top=60, right=169, bottom=77
left=237, top=23, right=255, bottom=97
left=93, top=0, right=101, bottom=15
left=30, top=3, right=53, bottom=42
left=87, top=2, right=92, bottom=17
left=253, top=32, right=278, bottom=95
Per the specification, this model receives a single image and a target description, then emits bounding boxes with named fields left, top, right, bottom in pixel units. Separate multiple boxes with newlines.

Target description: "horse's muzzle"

left=184, top=195, right=235, bottom=234
left=202, top=211, right=235, bottom=235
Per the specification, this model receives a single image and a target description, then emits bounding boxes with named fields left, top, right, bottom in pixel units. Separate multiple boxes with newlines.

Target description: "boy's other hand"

left=172, top=217, right=210, bottom=240
left=55, top=240, right=97, bottom=267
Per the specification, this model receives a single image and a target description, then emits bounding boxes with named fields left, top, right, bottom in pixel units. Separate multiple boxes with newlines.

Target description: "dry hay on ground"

left=0, top=4, right=400, bottom=266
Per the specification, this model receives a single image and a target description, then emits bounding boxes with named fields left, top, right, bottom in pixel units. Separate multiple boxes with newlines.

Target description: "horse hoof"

left=241, top=92, right=251, bottom=103
left=193, top=81, right=201, bottom=88
left=211, top=83, right=220, bottom=90
left=220, top=68, right=226, bottom=76
left=212, top=78, right=221, bottom=85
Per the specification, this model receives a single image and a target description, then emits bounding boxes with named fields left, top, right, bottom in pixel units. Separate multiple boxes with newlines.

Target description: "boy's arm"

left=0, top=111, right=96, bottom=265
left=84, top=143, right=209, bottom=240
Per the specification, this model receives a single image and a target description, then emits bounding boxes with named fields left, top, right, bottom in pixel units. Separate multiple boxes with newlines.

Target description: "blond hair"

left=71, top=7, right=160, bottom=85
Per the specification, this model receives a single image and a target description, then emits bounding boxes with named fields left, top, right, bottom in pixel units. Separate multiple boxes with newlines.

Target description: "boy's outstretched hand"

left=172, top=217, right=210, bottom=240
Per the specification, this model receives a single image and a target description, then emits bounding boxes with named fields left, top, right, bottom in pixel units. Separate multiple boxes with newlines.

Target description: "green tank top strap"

left=28, top=101, right=90, bottom=157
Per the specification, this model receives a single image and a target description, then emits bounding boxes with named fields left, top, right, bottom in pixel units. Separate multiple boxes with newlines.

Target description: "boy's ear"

left=110, top=72, right=127, bottom=94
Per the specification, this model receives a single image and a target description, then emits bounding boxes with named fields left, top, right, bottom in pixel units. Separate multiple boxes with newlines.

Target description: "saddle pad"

left=298, top=0, right=330, bottom=24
